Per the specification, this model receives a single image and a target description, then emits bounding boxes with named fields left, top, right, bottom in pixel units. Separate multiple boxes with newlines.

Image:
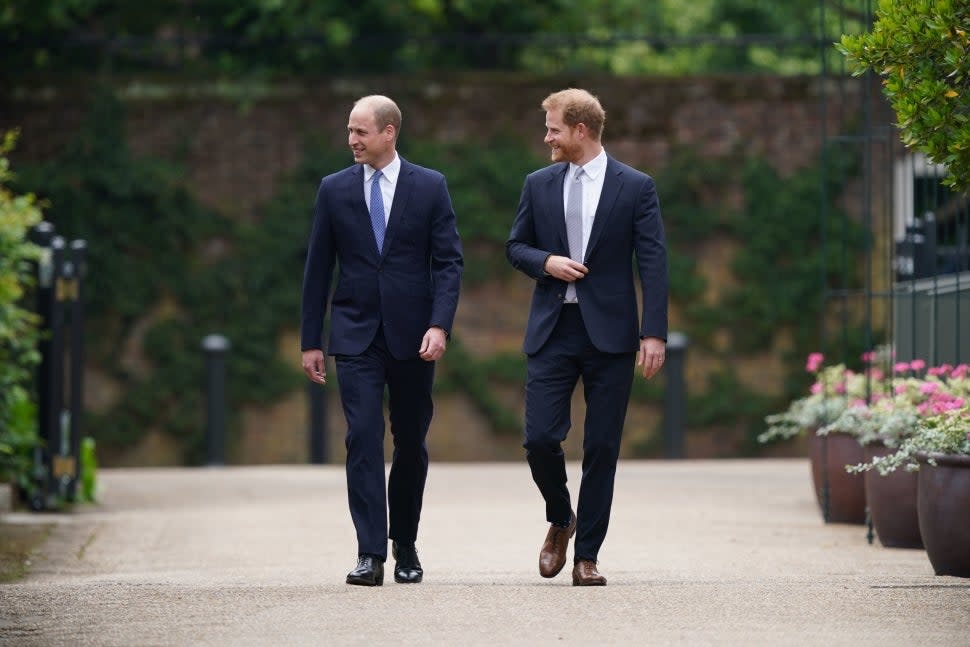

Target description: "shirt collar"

left=570, top=148, right=607, bottom=180
left=365, top=153, right=401, bottom=184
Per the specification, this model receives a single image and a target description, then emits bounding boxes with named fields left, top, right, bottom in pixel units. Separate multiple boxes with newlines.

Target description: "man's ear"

left=575, top=123, right=588, bottom=139
left=385, top=125, right=396, bottom=141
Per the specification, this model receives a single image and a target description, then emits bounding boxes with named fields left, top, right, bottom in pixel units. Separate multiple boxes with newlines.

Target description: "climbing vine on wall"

left=18, top=92, right=303, bottom=462
left=15, top=90, right=873, bottom=459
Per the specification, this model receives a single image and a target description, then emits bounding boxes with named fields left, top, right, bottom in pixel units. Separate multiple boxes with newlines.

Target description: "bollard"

left=66, top=240, right=87, bottom=501
left=25, top=223, right=86, bottom=509
left=52, top=240, right=78, bottom=500
left=28, top=223, right=56, bottom=510
left=201, top=334, right=231, bottom=466
left=307, top=381, right=328, bottom=464
left=40, top=235, right=67, bottom=508
left=663, top=331, right=688, bottom=459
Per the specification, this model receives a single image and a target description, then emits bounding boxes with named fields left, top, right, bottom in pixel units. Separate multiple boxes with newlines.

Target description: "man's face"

left=348, top=107, right=393, bottom=168
left=544, top=108, right=582, bottom=164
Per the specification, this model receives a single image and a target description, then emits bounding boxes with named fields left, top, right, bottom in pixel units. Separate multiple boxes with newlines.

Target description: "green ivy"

left=402, top=138, right=547, bottom=285
left=18, top=92, right=303, bottom=462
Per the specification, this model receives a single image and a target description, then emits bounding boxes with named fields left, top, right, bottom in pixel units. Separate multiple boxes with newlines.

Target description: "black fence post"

left=663, top=331, right=689, bottom=459
left=201, top=334, right=230, bottom=466
left=28, top=223, right=55, bottom=510
left=308, top=381, right=328, bottom=464
left=66, top=240, right=87, bottom=501
left=50, top=238, right=80, bottom=501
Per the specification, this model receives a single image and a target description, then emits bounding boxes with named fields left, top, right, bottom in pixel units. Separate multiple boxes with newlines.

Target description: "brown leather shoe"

left=538, top=511, right=576, bottom=578
left=572, top=560, right=607, bottom=586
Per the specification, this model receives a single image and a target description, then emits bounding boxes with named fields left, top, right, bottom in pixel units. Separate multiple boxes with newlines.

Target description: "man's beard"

left=550, top=142, right=579, bottom=163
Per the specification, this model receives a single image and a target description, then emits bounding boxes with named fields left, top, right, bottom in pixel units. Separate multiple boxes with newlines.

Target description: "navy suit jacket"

left=506, top=155, right=667, bottom=355
left=301, top=157, right=463, bottom=360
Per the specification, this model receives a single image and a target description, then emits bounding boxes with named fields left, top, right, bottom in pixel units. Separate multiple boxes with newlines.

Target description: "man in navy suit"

left=506, top=88, right=668, bottom=586
left=301, top=95, right=463, bottom=586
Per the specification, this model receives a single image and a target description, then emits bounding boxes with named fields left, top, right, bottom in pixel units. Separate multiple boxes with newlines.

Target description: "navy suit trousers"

left=523, top=305, right=635, bottom=562
left=335, top=330, right=435, bottom=560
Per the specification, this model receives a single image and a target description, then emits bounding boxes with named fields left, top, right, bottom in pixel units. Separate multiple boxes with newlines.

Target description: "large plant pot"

left=917, top=453, right=970, bottom=577
left=864, top=443, right=922, bottom=548
left=809, top=432, right=866, bottom=524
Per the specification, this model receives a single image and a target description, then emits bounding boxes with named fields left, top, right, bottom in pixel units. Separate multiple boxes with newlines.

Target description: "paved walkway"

left=1, top=460, right=968, bottom=646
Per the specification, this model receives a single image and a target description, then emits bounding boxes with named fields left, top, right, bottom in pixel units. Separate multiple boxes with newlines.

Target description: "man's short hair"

left=354, top=95, right=402, bottom=136
left=541, top=88, right=606, bottom=140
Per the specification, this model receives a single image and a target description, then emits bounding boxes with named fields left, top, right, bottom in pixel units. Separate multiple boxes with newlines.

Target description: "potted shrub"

left=849, top=372, right=969, bottom=577
left=760, top=353, right=868, bottom=524
left=824, top=359, right=967, bottom=548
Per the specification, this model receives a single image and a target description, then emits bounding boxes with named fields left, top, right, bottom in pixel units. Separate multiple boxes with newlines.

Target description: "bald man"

left=301, top=95, right=463, bottom=586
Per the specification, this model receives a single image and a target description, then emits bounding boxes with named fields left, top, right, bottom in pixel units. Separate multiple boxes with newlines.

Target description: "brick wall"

left=1, top=74, right=876, bottom=464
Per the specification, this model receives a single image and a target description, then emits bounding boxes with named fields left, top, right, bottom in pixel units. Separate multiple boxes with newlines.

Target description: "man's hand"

left=419, top=326, right=448, bottom=361
left=302, top=349, right=327, bottom=384
left=637, top=337, right=666, bottom=379
left=544, top=255, right=588, bottom=283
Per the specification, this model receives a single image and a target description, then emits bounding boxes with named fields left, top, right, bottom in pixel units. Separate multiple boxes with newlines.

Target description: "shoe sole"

left=346, top=577, right=383, bottom=586
left=394, top=575, right=423, bottom=584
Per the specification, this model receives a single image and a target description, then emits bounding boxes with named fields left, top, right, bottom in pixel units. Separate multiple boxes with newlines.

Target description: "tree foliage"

left=1, top=0, right=865, bottom=77
left=838, top=0, right=970, bottom=190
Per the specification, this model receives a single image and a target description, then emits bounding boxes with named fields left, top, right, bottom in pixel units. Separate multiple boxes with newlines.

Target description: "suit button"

left=557, top=293, right=563, bottom=299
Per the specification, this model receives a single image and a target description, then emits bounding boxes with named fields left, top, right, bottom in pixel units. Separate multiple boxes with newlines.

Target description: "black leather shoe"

left=392, top=541, right=423, bottom=583
left=346, top=555, right=384, bottom=586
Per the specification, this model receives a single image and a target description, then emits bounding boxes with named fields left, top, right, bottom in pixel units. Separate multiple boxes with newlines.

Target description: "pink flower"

left=806, top=352, right=824, bottom=373
left=810, top=382, right=822, bottom=395
left=910, top=359, right=926, bottom=372
left=952, top=364, right=969, bottom=378
left=850, top=398, right=866, bottom=408
left=834, top=382, right=846, bottom=395
left=894, top=362, right=911, bottom=373
left=894, top=383, right=908, bottom=395
left=934, top=400, right=965, bottom=414
left=861, top=351, right=875, bottom=364
left=927, top=367, right=945, bottom=377
left=920, top=382, right=940, bottom=395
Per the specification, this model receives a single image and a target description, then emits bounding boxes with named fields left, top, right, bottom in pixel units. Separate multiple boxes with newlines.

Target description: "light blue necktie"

left=369, top=169, right=386, bottom=253
left=565, top=166, right=585, bottom=302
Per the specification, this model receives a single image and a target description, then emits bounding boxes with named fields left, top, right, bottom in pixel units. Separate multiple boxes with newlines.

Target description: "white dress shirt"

left=363, top=153, right=400, bottom=224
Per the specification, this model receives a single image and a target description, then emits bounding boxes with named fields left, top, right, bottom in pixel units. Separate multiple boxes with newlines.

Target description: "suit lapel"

left=584, top=157, right=622, bottom=261
left=348, top=165, right=374, bottom=251
left=349, top=164, right=367, bottom=214
left=546, top=164, right=569, bottom=252
left=381, top=158, right=412, bottom=256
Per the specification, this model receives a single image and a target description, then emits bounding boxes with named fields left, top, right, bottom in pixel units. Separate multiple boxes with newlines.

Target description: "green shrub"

left=838, top=0, right=970, bottom=190
left=0, top=131, right=43, bottom=488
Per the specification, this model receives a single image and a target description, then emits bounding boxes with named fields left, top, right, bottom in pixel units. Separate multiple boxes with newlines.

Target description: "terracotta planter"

left=809, top=432, right=866, bottom=524
left=917, top=453, right=970, bottom=578
left=863, top=443, right=922, bottom=548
